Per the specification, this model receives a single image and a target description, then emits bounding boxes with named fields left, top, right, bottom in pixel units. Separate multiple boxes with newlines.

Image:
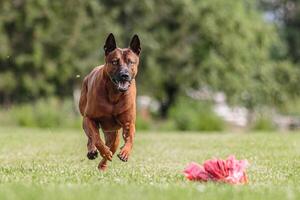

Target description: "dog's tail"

left=79, top=77, right=88, bottom=116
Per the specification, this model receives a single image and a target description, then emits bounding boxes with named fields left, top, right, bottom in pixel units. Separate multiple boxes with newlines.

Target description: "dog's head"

left=103, top=33, right=141, bottom=92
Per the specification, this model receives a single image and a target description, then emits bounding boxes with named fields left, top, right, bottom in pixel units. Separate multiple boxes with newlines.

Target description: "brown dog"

left=79, top=33, right=141, bottom=170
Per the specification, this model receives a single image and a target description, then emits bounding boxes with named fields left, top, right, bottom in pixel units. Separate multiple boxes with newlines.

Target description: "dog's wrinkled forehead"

left=106, top=48, right=138, bottom=63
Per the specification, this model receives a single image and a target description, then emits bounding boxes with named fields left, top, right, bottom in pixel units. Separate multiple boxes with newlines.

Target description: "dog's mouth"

left=116, top=80, right=131, bottom=92
left=110, top=73, right=132, bottom=92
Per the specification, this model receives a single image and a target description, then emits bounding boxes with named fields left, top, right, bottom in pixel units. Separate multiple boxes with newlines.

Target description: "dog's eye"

left=112, top=60, right=119, bottom=65
left=128, top=60, right=135, bottom=65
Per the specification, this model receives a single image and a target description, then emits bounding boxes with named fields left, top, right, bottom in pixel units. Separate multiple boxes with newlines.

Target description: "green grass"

left=0, top=127, right=299, bottom=200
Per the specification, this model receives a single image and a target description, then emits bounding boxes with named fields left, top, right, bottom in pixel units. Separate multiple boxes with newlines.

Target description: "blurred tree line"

left=260, top=0, right=300, bottom=63
left=0, top=0, right=299, bottom=117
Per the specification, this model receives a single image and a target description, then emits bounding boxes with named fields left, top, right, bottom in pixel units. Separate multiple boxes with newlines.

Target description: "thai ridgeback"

left=79, top=33, right=141, bottom=170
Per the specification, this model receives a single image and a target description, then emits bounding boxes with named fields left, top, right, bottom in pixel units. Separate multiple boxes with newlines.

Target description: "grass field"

left=0, top=127, right=299, bottom=200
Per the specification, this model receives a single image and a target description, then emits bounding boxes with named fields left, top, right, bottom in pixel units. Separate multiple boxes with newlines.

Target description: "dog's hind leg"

left=79, top=79, right=99, bottom=160
left=79, top=77, right=88, bottom=116
left=98, top=130, right=120, bottom=171
left=82, top=118, right=98, bottom=160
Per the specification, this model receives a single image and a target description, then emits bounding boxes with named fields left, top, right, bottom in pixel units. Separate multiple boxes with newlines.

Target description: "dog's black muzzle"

left=110, top=67, right=132, bottom=92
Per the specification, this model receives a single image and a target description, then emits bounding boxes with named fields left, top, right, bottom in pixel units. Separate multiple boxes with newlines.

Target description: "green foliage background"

left=0, top=0, right=300, bottom=119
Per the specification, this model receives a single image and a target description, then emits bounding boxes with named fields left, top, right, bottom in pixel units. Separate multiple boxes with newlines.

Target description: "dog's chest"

left=87, top=97, right=131, bottom=118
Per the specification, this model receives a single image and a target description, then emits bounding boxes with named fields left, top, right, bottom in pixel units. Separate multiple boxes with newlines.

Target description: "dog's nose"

left=120, top=72, right=130, bottom=81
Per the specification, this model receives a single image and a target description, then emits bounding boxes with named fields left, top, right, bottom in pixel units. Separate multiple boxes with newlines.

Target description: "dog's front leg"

left=83, top=117, right=113, bottom=161
left=117, top=122, right=135, bottom=162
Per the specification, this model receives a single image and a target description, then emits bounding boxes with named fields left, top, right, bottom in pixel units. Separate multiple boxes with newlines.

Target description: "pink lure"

left=183, top=155, right=249, bottom=184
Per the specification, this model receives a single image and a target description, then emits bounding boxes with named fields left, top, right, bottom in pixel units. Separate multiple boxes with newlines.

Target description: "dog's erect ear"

left=129, top=34, right=141, bottom=55
left=104, top=33, right=117, bottom=56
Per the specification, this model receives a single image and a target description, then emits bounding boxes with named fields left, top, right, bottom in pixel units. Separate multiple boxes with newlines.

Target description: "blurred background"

left=0, top=0, right=300, bottom=132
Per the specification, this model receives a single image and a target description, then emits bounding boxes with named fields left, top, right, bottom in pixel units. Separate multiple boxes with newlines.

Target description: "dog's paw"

left=99, top=145, right=113, bottom=161
left=117, top=153, right=128, bottom=162
left=87, top=150, right=98, bottom=160
left=117, top=146, right=131, bottom=162
left=98, top=159, right=108, bottom=171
